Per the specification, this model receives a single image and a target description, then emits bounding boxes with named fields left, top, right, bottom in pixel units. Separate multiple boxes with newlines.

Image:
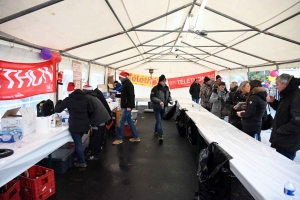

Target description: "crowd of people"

left=189, top=74, right=300, bottom=161
left=54, top=71, right=300, bottom=169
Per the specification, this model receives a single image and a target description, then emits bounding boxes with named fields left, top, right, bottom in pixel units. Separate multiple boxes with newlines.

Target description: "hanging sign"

left=168, top=71, right=215, bottom=89
left=0, top=60, right=56, bottom=100
left=72, top=60, right=82, bottom=89
left=129, top=73, right=159, bottom=87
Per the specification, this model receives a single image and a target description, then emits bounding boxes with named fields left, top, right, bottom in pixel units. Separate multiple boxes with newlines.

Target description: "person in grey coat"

left=210, top=82, right=229, bottom=118
left=150, top=74, right=173, bottom=142
left=83, top=84, right=111, bottom=161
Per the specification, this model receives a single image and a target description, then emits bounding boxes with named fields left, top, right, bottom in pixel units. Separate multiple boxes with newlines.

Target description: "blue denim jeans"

left=154, top=108, right=165, bottom=137
left=192, top=98, right=200, bottom=104
left=70, top=132, right=85, bottom=163
left=117, top=109, right=139, bottom=140
left=276, top=150, right=297, bottom=160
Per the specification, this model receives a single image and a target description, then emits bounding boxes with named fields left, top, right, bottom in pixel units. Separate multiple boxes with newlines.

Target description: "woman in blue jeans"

left=150, top=75, right=173, bottom=142
left=55, top=82, right=93, bottom=168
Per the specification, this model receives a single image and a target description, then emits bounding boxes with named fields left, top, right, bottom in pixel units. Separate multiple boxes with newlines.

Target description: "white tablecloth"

left=176, top=98, right=300, bottom=200
left=0, top=126, right=72, bottom=187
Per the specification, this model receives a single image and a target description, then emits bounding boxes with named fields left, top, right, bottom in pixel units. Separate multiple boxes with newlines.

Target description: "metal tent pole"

left=62, top=2, right=193, bottom=52
left=134, top=29, right=255, bottom=33
left=0, top=0, right=64, bottom=24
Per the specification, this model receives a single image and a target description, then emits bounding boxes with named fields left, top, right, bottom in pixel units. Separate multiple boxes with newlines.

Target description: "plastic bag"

left=195, top=142, right=232, bottom=200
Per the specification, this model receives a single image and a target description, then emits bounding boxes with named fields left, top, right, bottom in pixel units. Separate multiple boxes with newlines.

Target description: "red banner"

left=0, top=60, right=56, bottom=100
left=168, top=71, right=215, bottom=89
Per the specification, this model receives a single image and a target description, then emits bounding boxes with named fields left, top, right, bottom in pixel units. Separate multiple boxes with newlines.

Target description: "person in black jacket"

left=83, top=84, right=111, bottom=161
left=151, top=75, right=173, bottom=142
left=237, top=80, right=267, bottom=141
left=189, top=78, right=201, bottom=103
left=267, top=74, right=300, bottom=160
left=229, top=81, right=238, bottom=93
left=225, top=81, right=250, bottom=130
left=113, top=71, right=140, bottom=145
left=55, top=82, right=93, bottom=168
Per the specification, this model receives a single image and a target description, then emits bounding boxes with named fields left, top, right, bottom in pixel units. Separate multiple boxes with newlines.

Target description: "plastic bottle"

left=284, top=180, right=296, bottom=200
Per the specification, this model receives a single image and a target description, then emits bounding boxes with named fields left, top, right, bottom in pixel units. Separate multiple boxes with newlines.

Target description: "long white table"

left=0, top=126, right=72, bottom=187
left=176, top=97, right=300, bottom=200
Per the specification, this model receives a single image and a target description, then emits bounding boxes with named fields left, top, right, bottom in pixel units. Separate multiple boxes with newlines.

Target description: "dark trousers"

left=242, top=124, right=261, bottom=141
left=230, top=120, right=243, bottom=131
left=276, top=150, right=297, bottom=160
left=90, top=125, right=106, bottom=157
left=71, top=132, right=85, bottom=163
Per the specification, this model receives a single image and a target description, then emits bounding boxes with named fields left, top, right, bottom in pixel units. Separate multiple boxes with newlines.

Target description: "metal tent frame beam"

left=92, top=28, right=180, bottom=61
left=182, top=41, right=246, bottom=67
left=0, top=0, right=64, bottom=24
left=175, top=54, right=216, bottom=71
left=134, top=29, right=255, bottom=33
left=108, top=40, right=175, bottom=65
left=105, top=0, right=145, bottom=61
left=178, top=49, right=229, bottom=69
left=62, top=2, right=193, bottom=52
left=115, top=48, right=172, bottom=69
left=141, top=45, right=222, bottom=48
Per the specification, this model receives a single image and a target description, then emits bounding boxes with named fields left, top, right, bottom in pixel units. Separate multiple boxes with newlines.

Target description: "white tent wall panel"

left=204, top=56, right=242, bottom=69
left=216, top=49, right=267, bottom=65
left=249, top=66, right=276, bottom=72
left=68, top=34, right=136, bottom=61
left=197, top=60, right=225, bottom=71
left=0, top=0, right=125, bottom=50
left=110, top=56, right=144, bottom=68
left=269, top=15, right=300, bottom=42
left=235, top=34, right=300, bottom=62
left=206, top=0, right=300, bottom=30
left=0, top=0, right=48, bottom=18
left=113, top=0, right=191, bottom=29
left=278, top=62, right=300, bottom=69
left=96, top=48, right=141, bottom=65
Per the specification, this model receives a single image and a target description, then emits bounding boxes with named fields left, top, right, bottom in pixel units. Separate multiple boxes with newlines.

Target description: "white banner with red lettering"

left=0, top=60, right=56, bottom=100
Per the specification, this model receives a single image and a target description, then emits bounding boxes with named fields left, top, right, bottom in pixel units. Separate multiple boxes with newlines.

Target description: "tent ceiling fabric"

left=0, top=0, right=299, bottom=70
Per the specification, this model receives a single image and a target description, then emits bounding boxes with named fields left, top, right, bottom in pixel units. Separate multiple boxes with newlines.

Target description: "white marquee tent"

left=0, top=0, right=300, bottom=98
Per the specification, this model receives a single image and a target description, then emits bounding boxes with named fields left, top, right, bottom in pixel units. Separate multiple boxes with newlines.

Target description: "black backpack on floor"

left=175, top=108, right=188, bottom=136
left=37, top=99, right=55, bottom=117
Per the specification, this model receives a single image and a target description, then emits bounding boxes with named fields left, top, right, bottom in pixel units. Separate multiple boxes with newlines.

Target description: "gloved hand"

left=56, top=100, right=63, bottom=106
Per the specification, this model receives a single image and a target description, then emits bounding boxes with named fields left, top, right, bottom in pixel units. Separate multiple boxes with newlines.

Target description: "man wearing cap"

left=113, top=71, right=140, bottom=145
left=83, top=84, right=111, bottom=160
left=151, top=74, right=173, bottom=142
left=200, top=77, right=213, bottom=111
left=55, top=82, right=93, bottom=168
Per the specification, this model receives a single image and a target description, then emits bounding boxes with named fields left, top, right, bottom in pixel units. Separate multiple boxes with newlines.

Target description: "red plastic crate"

left=123, top=125, right=133, bottom=137
left=19, top=166, right=55, bottom=200
left=0, top=180, right=20, bottom=200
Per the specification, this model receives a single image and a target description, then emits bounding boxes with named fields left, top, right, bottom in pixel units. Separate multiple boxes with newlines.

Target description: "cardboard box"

left=1, top=107, right=36, bottom=137
left=98, top=84, right=108, bottom=92
left=108, top=84, right=114, bottom=92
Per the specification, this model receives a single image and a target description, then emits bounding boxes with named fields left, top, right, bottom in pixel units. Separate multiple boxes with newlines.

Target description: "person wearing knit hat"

left=82, top=83, right=111, bottom=160
left=150, top=74, right=173, bottom=142
left=67, top=82, right=75, bottom=94
left=113, top=71, right=140, bottom=145
left=200, top=76, right=213, bottom=111
left=55, top=83, right=93, bottom=168
left=216, top=75, right=222, bottom=83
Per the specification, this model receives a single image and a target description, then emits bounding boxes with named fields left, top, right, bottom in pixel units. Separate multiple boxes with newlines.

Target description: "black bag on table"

left=36, top=99, right=54, bottom=117
left=163, top=101, right=177, bottom=120
left=187, top=118, right=198, bottom=145
left=261, top=105, right=274, bottom=130
left=175, top=108, right=187, bottom=136
left=194, top=142, right=232, bottom=200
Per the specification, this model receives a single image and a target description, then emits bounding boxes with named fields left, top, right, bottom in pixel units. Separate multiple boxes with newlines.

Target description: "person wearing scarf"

left=210, top=82, right=229, bottom=118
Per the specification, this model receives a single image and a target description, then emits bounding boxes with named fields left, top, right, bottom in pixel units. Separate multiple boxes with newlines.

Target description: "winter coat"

left=120, top=79, right=135, bottom=108
left=209, top=89, right=229, bottom=118
left=189, top=83, right=201, bottom=99
left=225, top=90, right=247, bottom=124
left=55, top=89, right=92, bottom=133
left=200, top=83, right=212, bottom=109
left=85, top=91, right=111, bottom=126
left=113, top=83, right=122, bottom=92
left=241, top=87, right=267, bottom=126
left=94, top=88, right=112, bottom=114
left=269, top=77, right=300, bottom=152
left=230, top=86, right=238, bottom=93
left=150, top=84, right=172, bottom=110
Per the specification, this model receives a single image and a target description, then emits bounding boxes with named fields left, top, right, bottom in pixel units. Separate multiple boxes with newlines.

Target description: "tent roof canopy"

left=0, top=0, right=299, bottom=71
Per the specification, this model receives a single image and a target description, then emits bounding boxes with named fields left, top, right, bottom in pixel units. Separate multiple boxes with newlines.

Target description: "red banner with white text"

left=0, top=60, right=56, bottom=100
left=168, top=71, right=215, bottom=89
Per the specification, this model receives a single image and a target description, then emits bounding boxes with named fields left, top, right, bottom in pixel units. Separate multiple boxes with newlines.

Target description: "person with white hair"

left=267, top=73, right=300, bottom=160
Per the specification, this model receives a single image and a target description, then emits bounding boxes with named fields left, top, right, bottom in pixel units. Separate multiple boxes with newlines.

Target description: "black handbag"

left=262, top=105, right=274, bottom=130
